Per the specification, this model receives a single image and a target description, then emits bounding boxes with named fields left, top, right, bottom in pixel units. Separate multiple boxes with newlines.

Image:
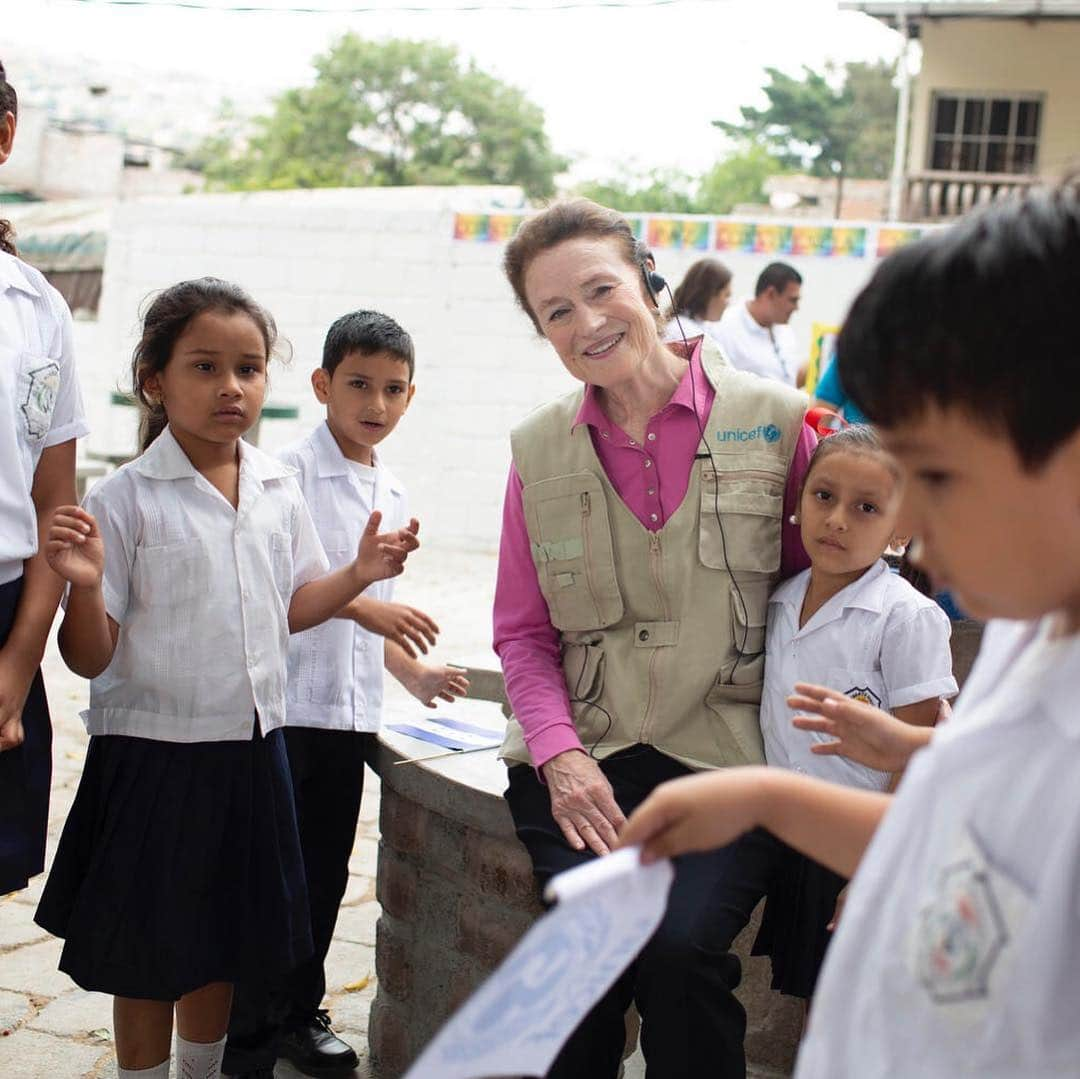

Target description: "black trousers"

left=0, top=576, right=52, bottom=895
left=224, top=727, right=375, bottom=1073
left=505, top=746, right=780, bottom=1079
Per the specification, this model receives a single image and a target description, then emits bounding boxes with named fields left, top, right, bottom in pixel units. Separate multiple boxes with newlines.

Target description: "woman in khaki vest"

left=493, top=199, right=815, bottom=1078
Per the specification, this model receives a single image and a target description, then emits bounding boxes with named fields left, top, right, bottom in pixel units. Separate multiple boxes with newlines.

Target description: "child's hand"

left=616, top=768, right=769, bottom=864
left=46, top=506, right=104, bottom=590
left=406, top=664, right=470, bottom=708
left=352, top=599, right=439, bottom=658
left=788, top=683, right=932, bottom=773
left=353, top=512, right=420, bottom=585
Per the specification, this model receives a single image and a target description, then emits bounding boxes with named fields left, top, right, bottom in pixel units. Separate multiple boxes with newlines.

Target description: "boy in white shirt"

left=225, top=311, right=467, bottom=1079
left=620, top=182, right=1080, bottom=1076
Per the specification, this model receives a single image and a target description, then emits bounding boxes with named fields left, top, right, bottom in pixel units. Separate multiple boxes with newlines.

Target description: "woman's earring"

left=788, top=514, right=799, bottom=525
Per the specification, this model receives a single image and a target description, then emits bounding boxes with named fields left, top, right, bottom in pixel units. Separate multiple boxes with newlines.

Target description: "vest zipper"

left=580, top=491, right=603, bottom=622
left=640, top=531, right=669, bottom=745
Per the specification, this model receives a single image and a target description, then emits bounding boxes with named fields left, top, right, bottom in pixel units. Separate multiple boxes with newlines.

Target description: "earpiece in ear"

left=646, top=269, right=667, bottom=298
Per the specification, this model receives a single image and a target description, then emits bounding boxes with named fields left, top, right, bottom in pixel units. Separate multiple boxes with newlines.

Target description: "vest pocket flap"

left=521, top=472, right=624, bottom=632
left=633, top=620, right=679, bottom=648
left=699, top=471, right=783, bottom=574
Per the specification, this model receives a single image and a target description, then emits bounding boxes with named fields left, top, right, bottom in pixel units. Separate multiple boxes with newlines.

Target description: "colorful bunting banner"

left=452, top=213, right=924, bottom=261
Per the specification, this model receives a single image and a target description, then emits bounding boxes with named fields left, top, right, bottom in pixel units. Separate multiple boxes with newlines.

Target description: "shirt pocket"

left=270, top=531, right=294, bottom=596
left=320, top=528, right=353, bottom=570
left=521, top=472, right=624, bottom=633
left=699, top=469, right=783, bottom=576
left=16, top=352, right=61, bottom=447
left=133, top=539, right=211, bottom=608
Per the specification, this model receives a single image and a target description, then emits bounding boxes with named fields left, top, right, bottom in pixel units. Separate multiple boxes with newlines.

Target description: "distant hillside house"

left=843, top=1, right=1080, bottom=220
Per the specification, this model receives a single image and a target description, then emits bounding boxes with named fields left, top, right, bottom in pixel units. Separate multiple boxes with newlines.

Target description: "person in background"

left=715, top=261, right=805, bottom=386
left=0, top=57, right=90, bottom=899
left=662, top=257, right=732, bottom=346
left=812, top=357, right=867, bottom=425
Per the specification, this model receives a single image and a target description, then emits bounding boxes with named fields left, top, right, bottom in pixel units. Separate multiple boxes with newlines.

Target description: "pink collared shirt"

left=493, top=338, right=816, bottom=770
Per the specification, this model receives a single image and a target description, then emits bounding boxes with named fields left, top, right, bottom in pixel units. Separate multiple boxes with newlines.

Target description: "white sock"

left=117, top=1060, right=170, bottom=1079
left=175, top=1033, right=226, bottom=1079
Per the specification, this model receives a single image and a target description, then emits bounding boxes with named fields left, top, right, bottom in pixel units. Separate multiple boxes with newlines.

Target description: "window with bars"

left=928, top=93, right=1042, bottom=175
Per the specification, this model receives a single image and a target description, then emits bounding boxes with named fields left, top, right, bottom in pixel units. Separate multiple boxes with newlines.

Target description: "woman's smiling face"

left=523, top=236, right=662, bottom=390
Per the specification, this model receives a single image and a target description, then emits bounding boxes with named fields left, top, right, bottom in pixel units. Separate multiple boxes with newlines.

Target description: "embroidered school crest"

left=844, top=685, right=881, bottom=708
left=913, top=859, right=1009, bottom=1004
left=20, top=360, right=61, bottom=441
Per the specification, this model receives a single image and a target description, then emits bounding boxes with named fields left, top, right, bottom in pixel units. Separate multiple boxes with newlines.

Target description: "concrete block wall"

left=94, top=188, right=887, bottom=553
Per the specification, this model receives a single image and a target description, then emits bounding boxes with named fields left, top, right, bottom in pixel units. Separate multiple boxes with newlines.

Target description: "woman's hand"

left=353, top=512, right=420, bottom=586
left=617, top=768, right=768, bottom=864
left=541, top=750, right=626, bottom=856
left=45, top=506, right=104, bottom=589
left=788, top=683, right=933, bottom=774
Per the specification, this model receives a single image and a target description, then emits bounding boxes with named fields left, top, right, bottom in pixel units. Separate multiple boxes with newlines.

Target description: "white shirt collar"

left=738, top=300, right=771, bottom=337
left=309, top=419, right=404, bottom=495
left=771, top=559, right=893, bottom=634
left=132, top=425, right=295, bottom=484
left=0, top=252, right=42, bottom=299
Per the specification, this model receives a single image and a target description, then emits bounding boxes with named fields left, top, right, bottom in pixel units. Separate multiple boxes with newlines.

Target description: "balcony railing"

left=904, top=170, right=1039, bottom=222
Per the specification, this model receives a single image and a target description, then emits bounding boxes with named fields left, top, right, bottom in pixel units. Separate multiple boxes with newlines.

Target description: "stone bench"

left=369, top=621, right=984, bottom=1078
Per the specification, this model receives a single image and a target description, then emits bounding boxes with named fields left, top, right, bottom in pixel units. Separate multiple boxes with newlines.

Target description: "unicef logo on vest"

left=717, top=424, right=782, bottom=444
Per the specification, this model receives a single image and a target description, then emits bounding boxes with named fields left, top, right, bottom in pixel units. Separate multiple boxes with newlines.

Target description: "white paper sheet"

left=403, top=846, right=674, bottom=1079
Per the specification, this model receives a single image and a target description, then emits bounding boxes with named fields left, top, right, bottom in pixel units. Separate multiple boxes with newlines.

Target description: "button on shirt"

left=796, top=618, right=1080, bottom=1077
left=714, top=299, right=801, bottom=386
left=0, top=253, right=89, bottom=584
left=493, top=337, right=817, bottom=769
left=761, top=559, right=957, bottom=791
left=278, top=421, right=408, bottom=732
left=80, top=426, right=329, bottom=742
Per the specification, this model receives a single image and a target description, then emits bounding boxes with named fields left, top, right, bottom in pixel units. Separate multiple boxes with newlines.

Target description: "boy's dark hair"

left=754, top=261, right=801, bottom=297
left=670, top=258, right=732, bottom=321
left=837, top=182, right=1080, bottom=469
left=322, top=310, right=414, bottom=379
left=0, top=60, right=18, bottom=257
left=132, top=277, right=279, bottom=452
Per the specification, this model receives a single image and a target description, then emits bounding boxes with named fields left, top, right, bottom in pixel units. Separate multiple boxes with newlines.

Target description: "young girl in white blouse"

left=33, top=278, right=419, bottom=1079
left=752, top=424, right=957, bottom=1000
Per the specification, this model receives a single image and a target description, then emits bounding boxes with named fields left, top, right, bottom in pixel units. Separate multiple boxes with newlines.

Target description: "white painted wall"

left=91, top=188, right=896, bottom=552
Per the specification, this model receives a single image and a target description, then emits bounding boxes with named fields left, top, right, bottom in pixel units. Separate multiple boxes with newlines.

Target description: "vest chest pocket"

left=699, top=470, right=783, bottom=576
left=521, top=472, right=624, bottom=632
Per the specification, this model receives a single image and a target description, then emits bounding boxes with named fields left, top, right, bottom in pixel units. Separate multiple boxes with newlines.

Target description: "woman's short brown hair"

left=670, top=258, right=732, bottom=321
left=503, top=198, right=646, bottom=334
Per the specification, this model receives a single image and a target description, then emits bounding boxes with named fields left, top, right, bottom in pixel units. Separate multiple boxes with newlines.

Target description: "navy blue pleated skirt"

left=751, top=841, right=847, bottom=999
left=35, top=723, right=313, bottom=1001
left=0, top=576, right=52, bottom=896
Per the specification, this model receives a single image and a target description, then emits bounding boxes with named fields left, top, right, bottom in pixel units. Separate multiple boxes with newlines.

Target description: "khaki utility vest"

left=501, top=340, right=807, bottom=771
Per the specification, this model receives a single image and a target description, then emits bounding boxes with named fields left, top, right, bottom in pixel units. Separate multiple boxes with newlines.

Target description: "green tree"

left=574, top=167, right=698, bottom=213
left=715, top=61, right=897, bottom=216
left=697, top=143, right=788, bottom=214
left=198, top=35, right=567, bottom=199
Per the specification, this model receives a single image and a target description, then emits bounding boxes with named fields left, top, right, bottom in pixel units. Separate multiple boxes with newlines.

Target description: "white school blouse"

left=279, top=421, right=408, bottom=732
left=760, top=559, right=958, bottom=791
left=0, top=253, right=89, bottom=584
left=796, top=618, right=1080, bottom=1078
left=80, top=426, right=329, bottom=742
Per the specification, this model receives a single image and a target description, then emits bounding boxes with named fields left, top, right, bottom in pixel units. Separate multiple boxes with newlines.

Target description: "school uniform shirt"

left=761, top=559, right=957, bottom=791
left=0, top=252, right=89, bottom=585
left=78, top=426, right=329, bottom=743
left=796, top=617, right=1080, bottom=1077
left=713, top=299, right=801, bottom=386
left=278, top=421, right=408, bottom=732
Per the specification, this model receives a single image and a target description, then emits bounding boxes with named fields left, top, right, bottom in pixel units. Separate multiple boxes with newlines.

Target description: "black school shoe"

left=277, top=1009, right=359, bottom=1076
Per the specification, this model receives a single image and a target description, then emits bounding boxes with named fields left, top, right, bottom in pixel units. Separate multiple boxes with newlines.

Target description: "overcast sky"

left=9, top=0, right=904, bottom=180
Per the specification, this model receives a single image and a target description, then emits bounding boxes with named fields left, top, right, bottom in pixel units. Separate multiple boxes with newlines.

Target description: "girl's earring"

left=788, top=514, right=799, bottom=525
